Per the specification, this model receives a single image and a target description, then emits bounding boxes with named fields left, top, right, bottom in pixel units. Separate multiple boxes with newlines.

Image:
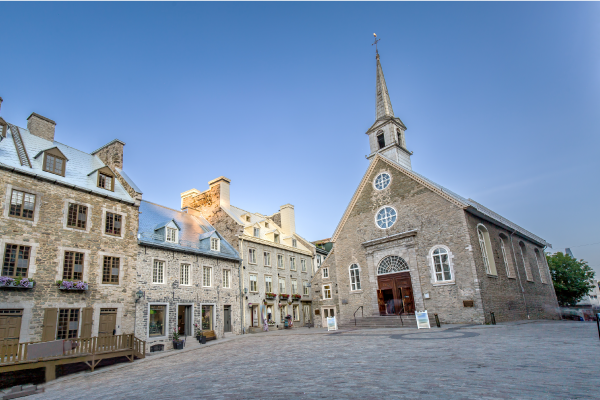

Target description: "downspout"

left=509, top=230, right=529, bottom=319
left=239, top=237, right=245, bottom=334
left=543, top=245, right=562, bottom=320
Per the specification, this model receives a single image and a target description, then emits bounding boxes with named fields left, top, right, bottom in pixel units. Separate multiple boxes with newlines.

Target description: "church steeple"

left=366, top=43, right=412, bottom=170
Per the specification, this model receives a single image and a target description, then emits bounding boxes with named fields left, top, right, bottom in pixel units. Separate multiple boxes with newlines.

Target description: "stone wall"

left=0, top=168, right=139, bottom=342
left=92, top=140, right=124, bottom=170
left=135, top=245, right=241, bottom=352
left=310, top=250, right=338, bottom=328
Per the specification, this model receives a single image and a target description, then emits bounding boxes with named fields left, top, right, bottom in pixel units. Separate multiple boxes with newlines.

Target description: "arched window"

left=430, top=247, right=453, bottom=282
left=477, top=224, right=497, bottom=275
left=534, top=248, right=547, bottom=284
left=377, top=256, right=409, bottom=275
left=349, top=264, right=361, bottom=291
left=375, top=206, right=397, bottom=229
left=519, top=241, right=533, bottom=282
left=499, top=234, right=515, bottom=278
left=374, top=173, right=391, bottom=190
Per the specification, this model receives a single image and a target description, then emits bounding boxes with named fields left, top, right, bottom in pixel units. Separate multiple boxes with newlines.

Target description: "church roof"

left=330, top=153, right=550, bottom=248
left=373, top=54, right=406, bottom=130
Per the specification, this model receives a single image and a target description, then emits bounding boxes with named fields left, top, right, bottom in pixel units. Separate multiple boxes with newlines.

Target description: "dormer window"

left=292, top=239, right=297, bottom=248
left=98, top=173, right=113, bottom=190
left=253, top=227, right=260, bottom=238
left=166, top=227, right=177, bottom=243
left=274, top=233, right=280, bottom=244
left=44, top=154, right=65, bottom=175
left=246, top=215, right=251, bottom=222
left=211, top=237, right=220, bottom=251
left=265, top=222, right=269, bottom=228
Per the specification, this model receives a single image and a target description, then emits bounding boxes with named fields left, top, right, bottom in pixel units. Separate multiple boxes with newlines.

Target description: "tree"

left=547, top=252, right=595, bottom=306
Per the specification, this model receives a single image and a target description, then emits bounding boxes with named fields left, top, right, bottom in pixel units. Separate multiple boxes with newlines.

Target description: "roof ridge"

left=141, top=199, right=185, bottom=214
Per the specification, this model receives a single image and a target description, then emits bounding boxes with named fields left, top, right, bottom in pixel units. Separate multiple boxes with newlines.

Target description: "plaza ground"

left=20, top=321, right=600, bottom=399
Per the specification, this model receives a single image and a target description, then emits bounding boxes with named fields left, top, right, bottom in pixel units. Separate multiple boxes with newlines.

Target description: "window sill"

left=151, top=282, right=166, bottom=285
left=5, top=215, right=35, bottom=224
left=350, top=290, right=363, bottom=294
left=202, top=286, right=212, bottom=288
left=432, top=281, right=456, bottom=287
left=486, top=274, right=498, bottom=278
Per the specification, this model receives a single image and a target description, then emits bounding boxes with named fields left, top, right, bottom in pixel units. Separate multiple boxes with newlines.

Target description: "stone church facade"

left=310, top=52, right=560, bottom=327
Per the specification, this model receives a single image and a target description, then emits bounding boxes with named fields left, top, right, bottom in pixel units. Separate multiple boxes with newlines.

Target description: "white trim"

left=62, top=199, right=93, bottom=233
left=264, top=251, right=271, bottom=267
left=3, top=184, right=42, bottom=226
left=210, top=237, right=221, bottom=252
left=264, top=274, right=273, bottom=293
left=180, top=262, right=192, bottom=286
left=222, top=268, right=231, bottom=289
left=427, top=245, right=455, bottom=286
left=151, top=258, right=167, bottom=285
left=147, top=302, right=169, bottom=342
left=101, top=207, right=127, bottom=240
left=203, top=265, right=213, bottom=287
left=55, top=247, right=91, bottom=282
left=322, top=267, right=329, bottom=279
left=476, top=223, right=497, bottom=276
left=165, top=222, right=179, bottom=244
left=249, top=273, right=258, bottom=293
left=290, top=256, right=296, bottom=271
left=373, top=171, right=392, bottom=191
left=277, top=253, right=285, bottom=269
left=349, top=263, right=362, bottom=291
left=248, top=247, right=257, bottom=264
left=322, top=283, right=332, bottom=299
left=374, top=205, right=398, bottom=230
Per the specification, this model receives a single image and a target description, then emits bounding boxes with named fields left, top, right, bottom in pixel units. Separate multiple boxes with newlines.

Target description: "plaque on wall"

left=463, top=300, right=474, bottom=307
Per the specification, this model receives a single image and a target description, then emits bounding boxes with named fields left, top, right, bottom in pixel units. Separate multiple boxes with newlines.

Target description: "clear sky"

left=2, top=2, right=599, bottom=275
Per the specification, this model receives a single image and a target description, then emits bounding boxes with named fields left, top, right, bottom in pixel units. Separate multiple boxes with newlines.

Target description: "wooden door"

left=377, top=290, right=386, bottom=315
left=99, top=309, right=117, bottom=336
left=224, top=306, right=232, bottom=333
left=42, top=308, right=58, bottom=342
left=400, top=286, right=415, bottom=314
left=0, top=310, right=22, bottom=345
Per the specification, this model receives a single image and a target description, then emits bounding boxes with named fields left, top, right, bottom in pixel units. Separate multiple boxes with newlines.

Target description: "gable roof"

left=330, top=153, right=550, bottom=247
left=33, top=146, right=68, bottom=160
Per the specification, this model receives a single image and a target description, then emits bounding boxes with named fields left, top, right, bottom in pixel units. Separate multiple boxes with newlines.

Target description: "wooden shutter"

left=42, top=308, right=58, bottom=342
left=81, top=307, right=93, bottom=338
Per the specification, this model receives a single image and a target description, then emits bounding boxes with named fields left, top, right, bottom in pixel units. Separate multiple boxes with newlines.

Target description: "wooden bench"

left=202, top=330, right=217, bottom=342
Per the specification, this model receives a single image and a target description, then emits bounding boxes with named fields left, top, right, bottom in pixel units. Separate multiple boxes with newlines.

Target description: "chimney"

left=0, top=97, right=3, bottom=113
left=208, top=176, right=231, bottom=209
left=280, top=204, right=295, bottom=235
left=91, top=139, right=126, bottom=170
left=27, top=112, right=56, bottom=142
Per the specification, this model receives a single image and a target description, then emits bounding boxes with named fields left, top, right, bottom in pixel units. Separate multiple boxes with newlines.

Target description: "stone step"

left=338, top=315, right=434, bottom=329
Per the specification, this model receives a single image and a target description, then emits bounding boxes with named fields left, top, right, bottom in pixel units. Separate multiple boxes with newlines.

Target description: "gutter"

left=239, top=236, right=245, bottom=334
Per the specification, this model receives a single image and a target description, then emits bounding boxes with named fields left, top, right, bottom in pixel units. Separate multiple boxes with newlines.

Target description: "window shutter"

left=81, top=307, right=93, bottom=338
left=42, top=308, right=58, bottom=342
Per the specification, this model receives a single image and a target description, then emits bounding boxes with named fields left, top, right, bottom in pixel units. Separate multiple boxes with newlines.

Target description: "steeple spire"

left=376, top=53, right=395, bottom=120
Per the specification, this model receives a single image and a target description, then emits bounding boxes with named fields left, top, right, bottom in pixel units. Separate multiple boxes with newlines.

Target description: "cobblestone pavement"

left=28, top=321, right=600, bottom=399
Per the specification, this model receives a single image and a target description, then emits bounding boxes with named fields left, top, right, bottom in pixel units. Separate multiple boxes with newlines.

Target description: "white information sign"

left=326, top=316, right=338, bottom=331
left=415, top=310, right=431, bottom=329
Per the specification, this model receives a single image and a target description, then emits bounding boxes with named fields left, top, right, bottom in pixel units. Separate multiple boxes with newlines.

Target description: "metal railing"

left=353, top=306, right=364, bottom=326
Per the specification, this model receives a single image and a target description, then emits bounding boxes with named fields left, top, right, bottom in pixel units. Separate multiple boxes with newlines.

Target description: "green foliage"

left=547, top=252, right=595, bottom=306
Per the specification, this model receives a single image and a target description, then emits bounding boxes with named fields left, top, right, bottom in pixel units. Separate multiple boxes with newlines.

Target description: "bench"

left=202, top=330, right=217, bottom=342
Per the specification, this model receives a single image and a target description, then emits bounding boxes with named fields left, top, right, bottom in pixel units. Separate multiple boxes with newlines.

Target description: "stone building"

left=0, top=103, right=142, bottom=344
left=181, top=177, right=315, bottom=331
left=310, top=52, right=560, bottom=327
left=135, top=200, right=241, bottom=352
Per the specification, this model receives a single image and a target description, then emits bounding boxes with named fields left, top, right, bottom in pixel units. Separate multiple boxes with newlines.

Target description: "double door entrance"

left=377, top=272, right=415, bottom=315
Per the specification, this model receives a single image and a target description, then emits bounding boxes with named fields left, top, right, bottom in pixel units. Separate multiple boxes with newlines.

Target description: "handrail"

left=354, top=306, right=364, bottom=326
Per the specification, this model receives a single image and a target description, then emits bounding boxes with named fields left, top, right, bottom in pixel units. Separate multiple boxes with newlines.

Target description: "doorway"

left=0, top=309, right=22, bottom=345
left=99, top=308, right=117, bottom=336
left=303, top=304, right=311, bottom=325
left=321, top=307, right=335, bottom=326
left=251, top=305, right=259, bottom=327
left=377, top=272, right=415, bottom=315
left=223, top=305, right=232, bottom=333
left=178, top=305, right=192, bottom=336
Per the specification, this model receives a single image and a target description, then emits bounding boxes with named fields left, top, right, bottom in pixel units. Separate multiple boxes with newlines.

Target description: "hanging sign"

left=327, top=316, right=338, bottom=331
left=415, top=310, right=430, bottom=329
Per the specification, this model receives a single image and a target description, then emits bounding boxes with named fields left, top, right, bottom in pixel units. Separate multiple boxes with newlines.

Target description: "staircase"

left=338, top=314, right=433, bottom=329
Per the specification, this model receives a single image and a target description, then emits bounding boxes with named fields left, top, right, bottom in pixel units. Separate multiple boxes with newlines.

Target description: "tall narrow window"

left=274, top=234, right=280, bottom=244
left=291, top=279, right=298, bottom=295
left=477, top=225, right=497, bottom=275
left=210, top=238, right=220, bottom=251
left=349, top=264, right=361, bottom=290
left=223, top=269, right=231, bottom=288
left=301, top=259, right=307, bottom=272
left=534, top=249, right=547, bottom=284
left=279, top=279, right=286, bottom=294
left=303, top=281, right=309, bottom=295
left=98, top=173, right=113, bottom=191
left=293, top=304, right=299, bottom=321
left=432, top=248, right=452, bottom=282
left=102, top=256, right=120, bottom=284
left=519, top=242, right=533, bottom=282
left=44, top=154, right=65, bottom=175
left=57, top=309, right=79, bottom=339
left=264, top=252, right=271, bottom=267
left=322, top=268, right=329, bottom=279
left=397, top=129, right=403, bottom=146
left=180, top=263, right=190, bottom=285
left=166, top=228, right=177, bottom=243
left=249, top=274, right=258, bottom=292
left=203, top=266, right=212, bottom=287
left=105, top=212, right=122, bottom=236
left=499, top=237, right=515, bottom=278
left=2, top=244, right=31, bottom=278
left=290, top=257, right=296, bottom=271
left=292, top=239, right=297, bottom=248
left=277, top=254, right=284, bottom=269
left=254, top=227, right=260, bottom=238
left=377, top=133, right=385, bottom=149
left=67, top=203, right=87, bottom=229
left=265, top=275, right=272, bottom=293
left=63, top=251, right=84, bottom=281
left=9, top=190, right=35, bottom=220
left=249, top=248, right=257, bottom=264
left=323, top=284, right=332, bottom=299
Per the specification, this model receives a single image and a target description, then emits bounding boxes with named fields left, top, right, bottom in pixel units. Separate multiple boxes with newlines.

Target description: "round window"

left=375, top=206, right=397, bottom=229
left=374, top=173, right=391, bottom=190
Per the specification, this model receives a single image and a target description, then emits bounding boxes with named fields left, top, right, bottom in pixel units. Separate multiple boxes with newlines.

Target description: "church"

left=309, top=51, right=560, bottom=327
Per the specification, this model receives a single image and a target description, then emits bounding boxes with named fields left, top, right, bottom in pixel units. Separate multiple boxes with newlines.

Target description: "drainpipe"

left=239, top=237, right=245, bottom=334
left=509, top=230, right=529, bottom=319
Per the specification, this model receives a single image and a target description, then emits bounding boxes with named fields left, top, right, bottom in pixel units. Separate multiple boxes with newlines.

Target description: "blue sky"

left=1, top=2, right=599, bottom=275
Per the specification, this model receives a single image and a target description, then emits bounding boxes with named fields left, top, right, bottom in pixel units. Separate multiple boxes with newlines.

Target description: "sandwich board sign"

left=415, top=310, right=431, bottom=329
left=327, top=316, right=338, bottom=331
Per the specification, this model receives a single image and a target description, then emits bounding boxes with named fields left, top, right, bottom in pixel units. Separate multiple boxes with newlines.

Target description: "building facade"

left=135, top=200, right=241, bottom=352
left=310, top=52, right=560, bottom=327
left=181, top=177, right=315, bottom=331
left=0, top=105, right=142, bottom=344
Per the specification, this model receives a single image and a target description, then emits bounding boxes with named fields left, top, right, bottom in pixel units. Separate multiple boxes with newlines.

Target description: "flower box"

left=278, top=294, right=290, bottom=300
left=0, top=277, right=35, bottom=289
left=265, top=293, right=277, bottom=300
left=56, top=280, right=88, bottom=291
left=291, top=294, right=302, bottom=301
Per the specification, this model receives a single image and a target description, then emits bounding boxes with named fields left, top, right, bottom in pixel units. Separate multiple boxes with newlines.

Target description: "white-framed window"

left=323, top=284, right=332, bottom=299
left=534, top=248, right=547, bottom=284
left=253, top=227, right=260, bottom=238
left=499, top=236, right=515, bottom=278
left=292, top=239, right=297, bottom=248
left=274, top=233, right=280, bottom=244
left=249, top=274, right=258, bottom=292
left=374, top=172, right=391, bottom=190
left=264, top=252, right=271, bottom=267
left=291, top=279, right=298, bottom=295
left=317, top=255, right=322, bottom=268
left=265, top=275, right=272, bottom=293
left=301, top=259, right=306, bottom=272
left=430, top=246, right=453, bottom=283
left=148, top=303, right=167, bottom=338
left=303, top=281, right=309, bottom=295
left=203, top=266, right=212, bottom=287
left=349, top=264, right=361, bottom=291
left=375, top=206, right=397, bottom=229
left=290, top=257, right=296, bottom=271
left=166, top=227, right=178, bottom=243
left=322, top=267, right=329, bottom=279
left=477, top=224, right=497, bottom=275
left=248, top=248, right=257, bottom=264
left=223, top=269, right=231, bottom=288
left=519, top=242, right=533, bottom=281
left=210, top=237, right=220, bottom=251
left=152, top=260, right=165, bottom=284
left=279, top=279, right=286, bottom=294
left=180, top=263, right=191, bottom=285
left=277, top=254, right=284, bottom=269
left=293, top=304, right=300, bottom=321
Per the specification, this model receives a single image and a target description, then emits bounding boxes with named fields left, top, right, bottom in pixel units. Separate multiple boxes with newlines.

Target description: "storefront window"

left=149, top=305, right=166, bottom=337
left=202, top=305, right=213, bottom=330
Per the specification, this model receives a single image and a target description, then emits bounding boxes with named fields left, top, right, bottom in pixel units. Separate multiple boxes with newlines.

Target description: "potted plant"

left=172, top=328, right=184, bottom=350
left=0, top=276, right=35, bottom=289
left=56, top=280, right=88, bottom=291
left=195, top=324, right=206, bottom=344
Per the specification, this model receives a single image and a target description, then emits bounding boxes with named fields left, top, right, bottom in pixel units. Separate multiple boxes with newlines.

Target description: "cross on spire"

left=372, top=33, right=380, bottom=57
